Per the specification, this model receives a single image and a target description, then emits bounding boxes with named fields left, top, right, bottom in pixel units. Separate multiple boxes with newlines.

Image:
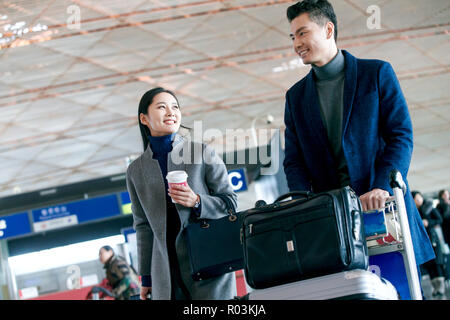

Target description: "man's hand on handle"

left=360, top=188, right=390, bottom=212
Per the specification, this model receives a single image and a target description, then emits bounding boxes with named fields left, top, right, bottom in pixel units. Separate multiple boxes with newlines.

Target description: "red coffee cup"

left=166, top=170, right=188, bottom=203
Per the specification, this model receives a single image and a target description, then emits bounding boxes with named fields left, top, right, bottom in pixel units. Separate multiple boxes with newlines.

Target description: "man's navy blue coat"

left=283, top=50, right=434, bottom=265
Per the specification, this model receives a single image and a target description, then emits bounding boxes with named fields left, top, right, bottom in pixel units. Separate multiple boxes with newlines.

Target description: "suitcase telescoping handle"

left=274, top=191, right=313, bottom=203
left=389, top=169, right=422, bottom=300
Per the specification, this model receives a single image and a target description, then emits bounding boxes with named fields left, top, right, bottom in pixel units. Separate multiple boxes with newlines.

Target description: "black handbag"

left=241, top=186, right=369, bottom=289
left=185, top=194, right=244, bottom=281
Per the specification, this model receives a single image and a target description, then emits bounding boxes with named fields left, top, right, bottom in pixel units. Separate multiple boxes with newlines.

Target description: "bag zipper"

left=241, top=224, right=253, bottom=244
left=339, top=188, right=353, bottom=266
left=242, top=196, right=320, bottom=217
left=245, top=202, right=332, bottom=236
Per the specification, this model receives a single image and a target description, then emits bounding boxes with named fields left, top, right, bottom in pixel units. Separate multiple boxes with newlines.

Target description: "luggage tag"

left=375, top=200, right=402, bottom=245
left=363, top=209, right=388, bottom=241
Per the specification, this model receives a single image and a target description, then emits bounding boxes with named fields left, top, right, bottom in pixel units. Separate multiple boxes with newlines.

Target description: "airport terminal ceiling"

left=0, top=0, right=449, bottom=198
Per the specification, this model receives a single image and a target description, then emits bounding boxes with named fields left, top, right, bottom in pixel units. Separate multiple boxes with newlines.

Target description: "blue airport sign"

left=227, top=168, right=248, bottom=193
left=31, top=194, right=121, bottom=232
left=0, top=212, right=32, bottom=240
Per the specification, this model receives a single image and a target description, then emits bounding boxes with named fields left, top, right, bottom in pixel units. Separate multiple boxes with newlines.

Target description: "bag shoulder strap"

left=214, top=193, right=236, bottom=215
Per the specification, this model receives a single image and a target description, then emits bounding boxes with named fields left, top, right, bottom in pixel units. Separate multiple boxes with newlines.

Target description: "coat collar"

left=168, top=133, right=187, bottom=172
left=172, top=132, right=185, bottom=148
left=341, top=50, right=358, bottom=137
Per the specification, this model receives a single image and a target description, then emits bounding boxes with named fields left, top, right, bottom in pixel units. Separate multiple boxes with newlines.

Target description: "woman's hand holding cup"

left=166, top=170, right=198, bottom=207
left=168, top=183, right=198, bottom=207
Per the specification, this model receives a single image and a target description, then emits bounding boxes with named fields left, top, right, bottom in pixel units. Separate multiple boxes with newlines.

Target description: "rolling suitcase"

left=247, top=269, right=398, bottom=300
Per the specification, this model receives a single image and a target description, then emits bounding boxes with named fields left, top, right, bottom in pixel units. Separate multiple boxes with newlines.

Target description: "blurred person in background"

left=90, top=245, right=140, bottom=300
left=437, top=189, right=450, bottom=245
left=437, top=189, right=450, bottom=286
left=413, top=191, right=446, bottom=299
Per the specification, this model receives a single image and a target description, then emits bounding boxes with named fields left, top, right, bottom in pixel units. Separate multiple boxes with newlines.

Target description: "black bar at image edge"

left=0, top=299, right=438, bottom=319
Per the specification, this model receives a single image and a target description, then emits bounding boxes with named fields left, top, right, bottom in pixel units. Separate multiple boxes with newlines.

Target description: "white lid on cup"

left=166, top=170, right=188, bottom=183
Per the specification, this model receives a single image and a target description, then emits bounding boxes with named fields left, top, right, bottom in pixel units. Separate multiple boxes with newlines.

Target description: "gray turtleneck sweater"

left=312, top=50, right=350, bottom=187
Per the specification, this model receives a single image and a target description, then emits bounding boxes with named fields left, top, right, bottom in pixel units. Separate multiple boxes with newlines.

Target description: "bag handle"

left=196, top=194, right=237, bottom=229
left=274, top=191, right=313, bottom=203
left=215, top=194, right=238, bottom=222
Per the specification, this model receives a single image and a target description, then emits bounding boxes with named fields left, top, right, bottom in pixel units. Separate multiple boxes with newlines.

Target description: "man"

left=412, top=191, right=445, bottom=299
left=282, top=0, right=434, bottom=281
left=436, top=189, right=450, bottom=244
left=96, top=245, right=141, bottom=300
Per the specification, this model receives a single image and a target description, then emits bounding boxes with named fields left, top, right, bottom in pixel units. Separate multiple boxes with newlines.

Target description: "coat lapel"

left=140, top=145, right=167, bottom=233
left=141, top=144, right=162, bottom=183
left=140, top=134, right=190, bottom=233
left=303, top=51, right=358, bottom=148
left=341, top=50, right=358, bottom=137
left=303, top=72, right=333, bottom=152
left=167, top=133, right=187, bottom=173
left=167, top=134, right=191, bottom=228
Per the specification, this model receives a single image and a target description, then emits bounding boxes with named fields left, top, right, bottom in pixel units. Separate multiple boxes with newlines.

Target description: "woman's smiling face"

left=140, top=92, right=181, bottom=137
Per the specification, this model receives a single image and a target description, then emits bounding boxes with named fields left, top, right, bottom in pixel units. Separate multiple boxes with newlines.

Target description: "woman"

left=126, top=87, right=237, bottom=300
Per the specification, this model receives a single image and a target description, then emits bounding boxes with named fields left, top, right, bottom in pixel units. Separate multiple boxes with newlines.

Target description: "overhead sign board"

left=0, top=212, right=32, bottom=240
left=120, top=191, right=132, bottom=215
left=32, top=194, right=121, bottom=232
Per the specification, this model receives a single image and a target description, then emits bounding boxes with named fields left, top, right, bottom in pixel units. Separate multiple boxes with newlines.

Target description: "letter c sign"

left=228, top=168, right=248, bottom=193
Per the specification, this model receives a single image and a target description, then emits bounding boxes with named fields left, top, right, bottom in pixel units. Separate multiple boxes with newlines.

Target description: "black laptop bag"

left=240, top=186, right=369, bottom=289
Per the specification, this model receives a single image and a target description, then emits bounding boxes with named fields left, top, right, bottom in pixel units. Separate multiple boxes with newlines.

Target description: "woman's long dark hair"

left=138, top=87, right=181, bottom=152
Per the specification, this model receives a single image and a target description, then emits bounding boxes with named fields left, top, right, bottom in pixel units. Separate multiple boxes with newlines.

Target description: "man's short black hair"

left=287, top=0, right=338, bottom=42
left=411, top=190, right=423, bottom=200
left=100, top=245, right=114, bottom=253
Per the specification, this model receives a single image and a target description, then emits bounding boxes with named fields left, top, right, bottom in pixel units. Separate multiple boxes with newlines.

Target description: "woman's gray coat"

left=126, top=133, right=238, bottom=300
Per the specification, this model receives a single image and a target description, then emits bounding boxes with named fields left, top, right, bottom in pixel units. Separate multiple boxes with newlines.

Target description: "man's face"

left=289, top=13, right=334, bottom=67
left=414, top=194, right=424, bottom=208
left=99, top=248, right=113, bottom=264
left=442, top=190, right=449, bottom=204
